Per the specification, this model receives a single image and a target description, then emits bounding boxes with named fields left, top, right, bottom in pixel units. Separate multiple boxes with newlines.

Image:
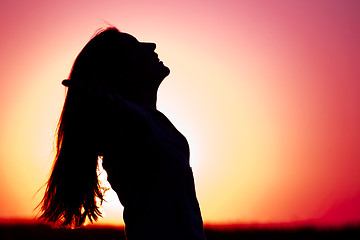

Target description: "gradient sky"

left=0, top=0, right=359, bottom=227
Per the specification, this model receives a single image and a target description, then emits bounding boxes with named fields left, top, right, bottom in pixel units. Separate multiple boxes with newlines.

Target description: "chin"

left=157, top=64, right=170, bottom=80
left=163, top=66, right=170, bottom=77
left=148, top=63, right=170, bottom=83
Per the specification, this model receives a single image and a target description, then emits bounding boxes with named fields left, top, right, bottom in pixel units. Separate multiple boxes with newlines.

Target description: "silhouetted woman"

left=38, top=27, right=205, bottom=240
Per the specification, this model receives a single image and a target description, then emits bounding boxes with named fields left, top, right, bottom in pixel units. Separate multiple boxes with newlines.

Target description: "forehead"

left=119, top=33, right=139, bottom=45
left=117, top=33, right=153, bottom=51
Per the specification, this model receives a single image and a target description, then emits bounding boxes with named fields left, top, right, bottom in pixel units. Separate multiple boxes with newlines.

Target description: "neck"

left=124, top=85, right=159, bottom=109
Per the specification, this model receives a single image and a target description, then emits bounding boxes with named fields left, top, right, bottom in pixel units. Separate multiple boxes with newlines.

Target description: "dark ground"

left=0, top=223, right=359, bottom=240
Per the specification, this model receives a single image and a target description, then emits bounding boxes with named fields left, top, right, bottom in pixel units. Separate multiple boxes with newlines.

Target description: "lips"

left=153, top=53, right=162, bottom=63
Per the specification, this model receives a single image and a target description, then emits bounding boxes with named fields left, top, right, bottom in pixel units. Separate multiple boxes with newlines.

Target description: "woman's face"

left=120, top=33, right=170, bottom=87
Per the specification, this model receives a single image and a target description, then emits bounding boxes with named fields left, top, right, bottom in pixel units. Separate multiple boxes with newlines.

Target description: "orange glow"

left=0, top=0, right=360, bottom=227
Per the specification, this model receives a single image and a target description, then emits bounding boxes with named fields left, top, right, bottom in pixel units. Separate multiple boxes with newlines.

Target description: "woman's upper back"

left=101, top=96, right=205, bottom=240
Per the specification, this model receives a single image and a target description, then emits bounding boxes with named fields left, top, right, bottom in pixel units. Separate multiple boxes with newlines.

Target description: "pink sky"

left=0, top=0, right=359, bottom=227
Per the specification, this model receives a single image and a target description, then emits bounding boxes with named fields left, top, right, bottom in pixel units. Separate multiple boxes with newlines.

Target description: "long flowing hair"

left=38, top=27, right=132, bottom=228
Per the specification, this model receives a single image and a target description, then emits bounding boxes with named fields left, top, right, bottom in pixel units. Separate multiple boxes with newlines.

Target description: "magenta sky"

left=0, top=0, right=359, bottom=227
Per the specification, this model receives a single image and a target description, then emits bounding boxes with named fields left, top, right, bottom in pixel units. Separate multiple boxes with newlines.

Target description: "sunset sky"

left=0, top=0, right=359, bottom=227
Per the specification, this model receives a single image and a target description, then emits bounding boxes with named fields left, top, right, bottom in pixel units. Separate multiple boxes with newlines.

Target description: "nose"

left=141, top=42, right=156, bottom=51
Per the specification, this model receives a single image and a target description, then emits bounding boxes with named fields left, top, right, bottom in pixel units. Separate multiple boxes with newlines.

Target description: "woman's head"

left=69, top=27, right=170, bottom=95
